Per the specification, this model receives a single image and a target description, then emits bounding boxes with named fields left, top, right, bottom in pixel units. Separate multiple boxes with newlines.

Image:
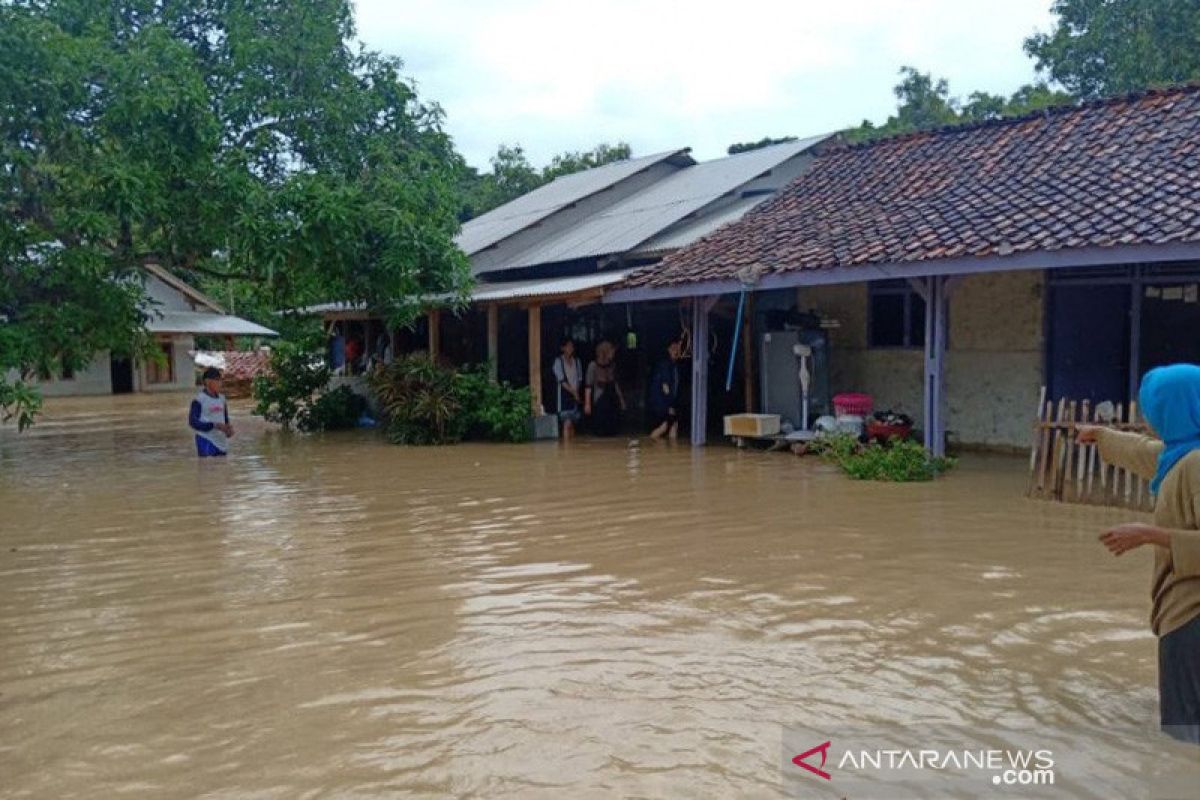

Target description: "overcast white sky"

left=354, top=0, right=1058, bottom=170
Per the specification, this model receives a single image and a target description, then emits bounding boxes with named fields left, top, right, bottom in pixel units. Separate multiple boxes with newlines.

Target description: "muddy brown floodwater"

left=1, top=395, right=1198, bottom=798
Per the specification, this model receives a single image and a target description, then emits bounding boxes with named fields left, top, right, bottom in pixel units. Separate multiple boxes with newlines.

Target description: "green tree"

left=847, top=68, right=1075, bottom=142
left=848, top=67, right=962, bottom=141
left=542, top=142, right=632, bottom=181
left=1025, top=0, right=1200, bottom=99
left=961, top=83, right=1075, bottom=121
left=726, top=136, right=799, bottom=155
left=468, top=144, right=543, bottom=216
left=0, top=0, right=471, bottom=427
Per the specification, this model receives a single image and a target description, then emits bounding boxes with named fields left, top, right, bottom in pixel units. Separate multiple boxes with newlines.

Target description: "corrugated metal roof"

left=293, top=273, right=630, bottom=316
left=147, top=311, right=278, bottom=336
left=469, top=271, right=629, bottom=302
left=456, top=149, right=694, bottom=255
left=489, top=135, right=832, bottom=271
left=630, top=194, right=770, bottom=255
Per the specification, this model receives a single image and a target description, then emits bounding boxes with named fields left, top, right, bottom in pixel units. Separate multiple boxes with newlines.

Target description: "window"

left=146, top=340, right=175, bottom=384
left=868, top=281, right=926, bottom=348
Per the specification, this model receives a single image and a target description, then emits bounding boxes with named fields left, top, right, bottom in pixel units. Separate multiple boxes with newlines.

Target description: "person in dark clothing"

left=648, top=339, right=682, bottom=440
left=584, top=340, right=625, bottom=436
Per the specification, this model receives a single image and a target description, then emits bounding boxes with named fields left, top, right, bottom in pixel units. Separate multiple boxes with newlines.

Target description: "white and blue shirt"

left=189, top=390, right=229, bottom=454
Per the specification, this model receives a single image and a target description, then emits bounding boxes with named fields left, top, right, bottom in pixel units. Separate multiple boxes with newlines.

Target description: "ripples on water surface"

left=0, top=396, right=1194, bottom=797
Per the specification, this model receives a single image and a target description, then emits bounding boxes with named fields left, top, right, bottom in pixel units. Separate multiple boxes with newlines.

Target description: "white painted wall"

left=144, top=274, right=198, bottom=311
left=31, top=335, right=198, bottom=397
left=30, top=354, right=114, bottom=397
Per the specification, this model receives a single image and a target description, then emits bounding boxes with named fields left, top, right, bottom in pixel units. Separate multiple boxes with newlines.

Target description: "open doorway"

left=110, top=355, right=134, bottom=394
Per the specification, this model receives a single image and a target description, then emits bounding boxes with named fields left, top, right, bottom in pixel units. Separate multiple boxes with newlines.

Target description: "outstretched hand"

left=1076, top=425, right=1102, bottom=444
left=1099, top=523, right=1168, bottom=556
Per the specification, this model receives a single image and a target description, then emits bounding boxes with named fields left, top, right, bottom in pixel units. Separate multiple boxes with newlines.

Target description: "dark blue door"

left=1047, top=284, right=1130, bottom=403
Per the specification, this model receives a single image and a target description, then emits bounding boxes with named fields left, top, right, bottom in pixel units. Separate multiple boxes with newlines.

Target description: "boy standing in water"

left=189, top=367, right=233, bottom=457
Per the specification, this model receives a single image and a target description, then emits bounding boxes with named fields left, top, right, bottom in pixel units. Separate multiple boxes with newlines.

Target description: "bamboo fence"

left=1026, top=386, right=1155, bottom=511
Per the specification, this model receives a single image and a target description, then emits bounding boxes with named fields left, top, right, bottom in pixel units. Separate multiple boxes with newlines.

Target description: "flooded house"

left=306, top=136, right=836, bottom=416
left=315, top=85, right=1200, bottom=452
left=28, top=263, right=277, bottom=397
left=607, top=84, right=1200, bottom=452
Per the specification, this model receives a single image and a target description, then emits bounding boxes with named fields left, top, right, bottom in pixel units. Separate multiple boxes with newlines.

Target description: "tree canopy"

left=847, top=67, right=1074, bottom=142
left=847, top=1, right=1198, bottom=144
left=1, top=0, right=471, bottom=427
left=726, top=136, right=799, bottom=155
left=1025, top=0, right=1200, bottom=99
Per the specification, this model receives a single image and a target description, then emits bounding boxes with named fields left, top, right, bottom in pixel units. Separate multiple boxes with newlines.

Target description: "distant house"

left=33, top=263, right=277, bottom=397
left=610, top=85, right=1200, bottom=450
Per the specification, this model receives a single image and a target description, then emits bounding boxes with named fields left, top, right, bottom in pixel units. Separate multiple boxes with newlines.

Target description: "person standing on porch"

left=648, top=339, right=682, bottom=440
left=1079, top=364, right=1200, bottom=745
left=189, top=367, right=233, bottom=457
left=552, top=337, right=583, bottom=439
left=584, top=340, right=625, bottom=436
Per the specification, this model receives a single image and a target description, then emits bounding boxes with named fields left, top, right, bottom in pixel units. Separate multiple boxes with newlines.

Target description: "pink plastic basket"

left=833, top=393, right=873, bottom=417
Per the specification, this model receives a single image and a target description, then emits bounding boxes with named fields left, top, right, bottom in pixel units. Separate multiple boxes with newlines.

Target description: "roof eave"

left=605, top=240, right=1200, bottom=303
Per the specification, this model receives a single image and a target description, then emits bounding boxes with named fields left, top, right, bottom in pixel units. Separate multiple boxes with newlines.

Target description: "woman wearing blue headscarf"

left=1079, top=364, right=1200, bottom=744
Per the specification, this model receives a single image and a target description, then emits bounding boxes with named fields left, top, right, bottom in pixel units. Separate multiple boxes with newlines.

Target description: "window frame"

left=867, top=280, right=927, bottom=349
left=146, top=339, right=175, bottom=385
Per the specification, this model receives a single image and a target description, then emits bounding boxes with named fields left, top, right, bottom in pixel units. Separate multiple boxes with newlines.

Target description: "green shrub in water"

left=368, top=354, right=463, bottom=445
left=811, top=433, right=955, bottom=482
left=299, top=385, right=365, bottom=433
left=457, top=364, right=532, bottom=443
left=252, top=339, right=332, bottom=431
left=368, top=357, right=532, bottom=445
left=252, top=336, right=366, bottom=433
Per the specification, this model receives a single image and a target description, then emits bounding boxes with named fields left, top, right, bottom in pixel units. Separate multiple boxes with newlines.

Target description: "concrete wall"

left=144, top=274, right=200, bottom=311
left=139, top=335, right=198, bottom=393
left=798, top=270, right=1045, bottom=449
left=33, top=353, right=113, bottom=397
left=32, top=335, right=198, bottom=397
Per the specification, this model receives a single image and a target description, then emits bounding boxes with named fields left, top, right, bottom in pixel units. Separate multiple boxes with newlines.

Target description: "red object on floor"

left=866, top=420, right=912, bottom=443
left=833, top=393, right=873, bottom=417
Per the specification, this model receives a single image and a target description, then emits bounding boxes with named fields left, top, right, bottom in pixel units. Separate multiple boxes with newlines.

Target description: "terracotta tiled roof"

left=203, top=350, right=271, bottom=381
left=625, top=85, right=1200, bottom=289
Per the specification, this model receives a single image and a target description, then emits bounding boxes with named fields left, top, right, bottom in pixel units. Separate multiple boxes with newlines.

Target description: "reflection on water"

left=0, top=395, right=1191, bottom=797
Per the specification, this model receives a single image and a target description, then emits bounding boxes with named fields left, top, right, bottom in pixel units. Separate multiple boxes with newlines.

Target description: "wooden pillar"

left=741, top=292, right=756, bottom=412
left=486, top=303, right=499, bottom=383
left=691, top=296, right=718, bottom=446
left=427, top=308, right=441, bottom=360
left=527, top=304, right=542, bottom=414
left=920, top=276, right=954, bottom=457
